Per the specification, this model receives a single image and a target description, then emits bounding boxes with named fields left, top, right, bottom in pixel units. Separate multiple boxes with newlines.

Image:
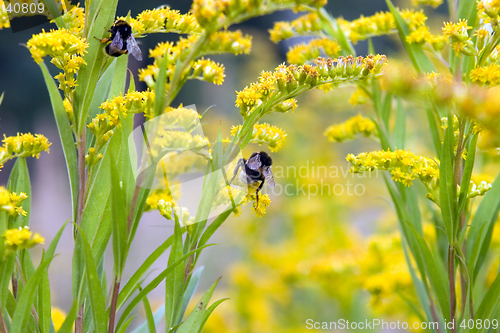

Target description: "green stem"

left=107, top=278, right=121, bottom=333
left=448, top=246, right=456, bottom=333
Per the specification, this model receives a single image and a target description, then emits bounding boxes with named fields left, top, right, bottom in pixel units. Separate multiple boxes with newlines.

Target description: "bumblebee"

left=231, top=151, right=275, bottom=204
left=99, top=20, right=142, bottom=61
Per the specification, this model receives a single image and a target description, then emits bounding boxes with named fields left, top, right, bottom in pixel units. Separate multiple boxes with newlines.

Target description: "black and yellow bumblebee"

left=99, top=20, right=142, bottom=61
left=231, top=151, right=275, bottom=204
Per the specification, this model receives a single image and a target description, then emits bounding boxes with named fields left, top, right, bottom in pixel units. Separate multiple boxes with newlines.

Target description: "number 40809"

left=5, top=2, right=45, bottom=14
left=460, top=319, right=499, bottom=330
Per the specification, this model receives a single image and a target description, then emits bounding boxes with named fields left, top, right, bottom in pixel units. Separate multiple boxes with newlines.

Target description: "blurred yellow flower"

left=51, top=307, right=66, bottom=332
left=324, top=114, right=376, bottom=142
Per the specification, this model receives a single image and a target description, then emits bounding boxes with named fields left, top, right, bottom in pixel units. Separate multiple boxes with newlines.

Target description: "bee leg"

left=229, top=158, right=245, bottom=185
left=255, top=180, right=264, bottom=206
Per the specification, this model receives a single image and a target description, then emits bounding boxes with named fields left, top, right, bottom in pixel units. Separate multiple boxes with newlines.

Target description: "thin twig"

left=429, top=300, right=443, bottom=333
left=108, top=278, right=121, bottom=333
left=76, top=304, right=84, bottom=333
left=76, top=132, right=87, bottom=228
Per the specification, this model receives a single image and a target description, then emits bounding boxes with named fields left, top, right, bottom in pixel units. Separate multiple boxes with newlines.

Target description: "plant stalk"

left=108, top=278, right=121, bottom=333
left=0, top=306, right=7, bottom=333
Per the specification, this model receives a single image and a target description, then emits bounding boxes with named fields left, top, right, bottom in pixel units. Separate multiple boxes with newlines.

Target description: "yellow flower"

left=442, top=19, right=471, bottom=42
left=60, top=3, right=84, bottom=36
left=51, top=307, right=66, bottom=332
left=0, top=0, right=10, bottom=29
left=286, top=38, right=341, bottom=64
left=478, top=0, right=500, bottom=19
left=1, top=133, right=51, bottom=163
left=145, top=189, right=176, bottom=211
left=236, top=55, right=388, bottom=117
left=470, top=64, right=500, bottom=86
left=324, top=115, right=376, bottom=142
left=411, top=0, right=443, bottom=7
left=124, top=7, right=201, bottom=36
left=231, top=123, right=287, bottom=152
left=251, top=194, right=271, bottom=217
left=406, top=26, right=431, bottom=44
left=191, top=58, right=225, bottom=85
left=27, top=28, right=88, bottom=64
left=3, top=226, right=44, bottom=257
left=0, top=187, right=28, bottom=218
left=269, top=13, right=322, bottom=43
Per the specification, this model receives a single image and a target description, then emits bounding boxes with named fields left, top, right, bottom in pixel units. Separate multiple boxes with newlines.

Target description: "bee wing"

left=109, top=30, right=123, bottom=53
left=263, top=166, right=275, bottom=188
left=127, top=35, right=143, bottom=61
left=246, top=154, right=261, bottom=170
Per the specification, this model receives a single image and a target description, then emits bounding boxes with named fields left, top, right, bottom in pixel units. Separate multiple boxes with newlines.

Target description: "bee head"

left=258, top=151, right=272, bottom=167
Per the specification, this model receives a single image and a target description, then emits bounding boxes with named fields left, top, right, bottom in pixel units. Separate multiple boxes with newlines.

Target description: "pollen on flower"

left=231, top=123, right=287, bottom=152
left=3, top=226, right=44, bottom=257
left=27, top=28, right=88, bottom=64
left=250, top=194, right=271, bottom=217
left=269, top=13, right=322, bottom=43
left=0, top=187, right=28, bottom=218
left=286, top=38, right=341, bottom=64
left=1, top=133, right=51, bottom=163
left=324, top=115, right=376, bottom=142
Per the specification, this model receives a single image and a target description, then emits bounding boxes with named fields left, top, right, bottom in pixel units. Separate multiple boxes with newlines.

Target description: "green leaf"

left=116, top=317, right=134, bottom=333
left=40, top=0, right=66, bottom=29
left=56, top=301, right=78, bottom=333
left=115, top=245, right=214, bottom=332
left=132, top=304, right=165, bottom=333
left=426, top=103, right=442, bottom=157
left=177, top=266, right=204, bottom=326
left=110, top=154, right=128, bottom=277
left=142, top=294, right=156, bottom=333
left=74, top=225, right=108, bottom=333
left=165, top=219, right=186, bottom=331
left=0, top=255, right=15, bottom=310
left=7, top=158, right=31, bottom=227
left=37, top=268, right=51, bottom=333
left=439, top=113, right=458, bottom=242
left=458, top=0, right=478, bottom=27
left=73, top=0, right=119, bottom=134
left=39, top=62, right=78, bottom=221
left=153, top=55, right=168, bottom=118
left=10, top=257, right=53, bottom=333
left=393, top=98, right=406, bottom=149
left=458, top=133, right=478, bottom=213
left=404, top=222, right=451, bottom=321
left=117, top=233, right=177, bottom=309
left=176, top=278, right=224, bottom=333
left=386, top=0, right=435, bottom=74
left=382, top=92, right=392, bottom=129
left=466, top=173, right=500, bottom=278
left=197, top=298, right=229, bottom=333
left=473, top=272, right=500, bottom=333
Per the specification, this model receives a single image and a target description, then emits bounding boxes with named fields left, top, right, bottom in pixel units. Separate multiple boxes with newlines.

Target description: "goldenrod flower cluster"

left=361, top=232, right=414, bottom=312
left=458, top=86, right=500, bottom=137
left=442, top=19, right=475, bottom=56
left=324, top=115, right=376, bottom=142
left=0, top=133, right=51, bottom=168
left=470, top=64, right=500, bottom=86
left=244, top=193, right=271, bottom=217
left=231, top=123, right=287, bottom=152
left=123, top=7, right=201, bottom=36
left=86, top=91, right=155, bottom=165
left=347, top=149, right=440, bottom=200
left=27, top=28, right=88, bottom=64
left=60, top=4, right=84, bottom=36
left=412, top=0, right=442, bottom=7
left=0, top=0, right=10, bottom=29
left=144, top=189, right=175, bottom=211
left=405, top=26, right=447, bottom=51
left=191, top=58, right=225, bottom=85
left=139, top=31, right=251, bottom=89
left=0, top=187, right=28, bottom=218
left=478, top=0, right=500, bottom=23
left=157, top=200, right=194, bottom=226
left=338, top=9, right=427, bottom=44
left=269, top=13, right=322, bottom=43
left=155, top=151, right=208, bottom=181
left=236, top=55, right=387, bottom=117
left=286, top=38, right=341, bottom=64
left=3, top=226, right=44, bottom=258
left=191, top=0, right=327, bottom=31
